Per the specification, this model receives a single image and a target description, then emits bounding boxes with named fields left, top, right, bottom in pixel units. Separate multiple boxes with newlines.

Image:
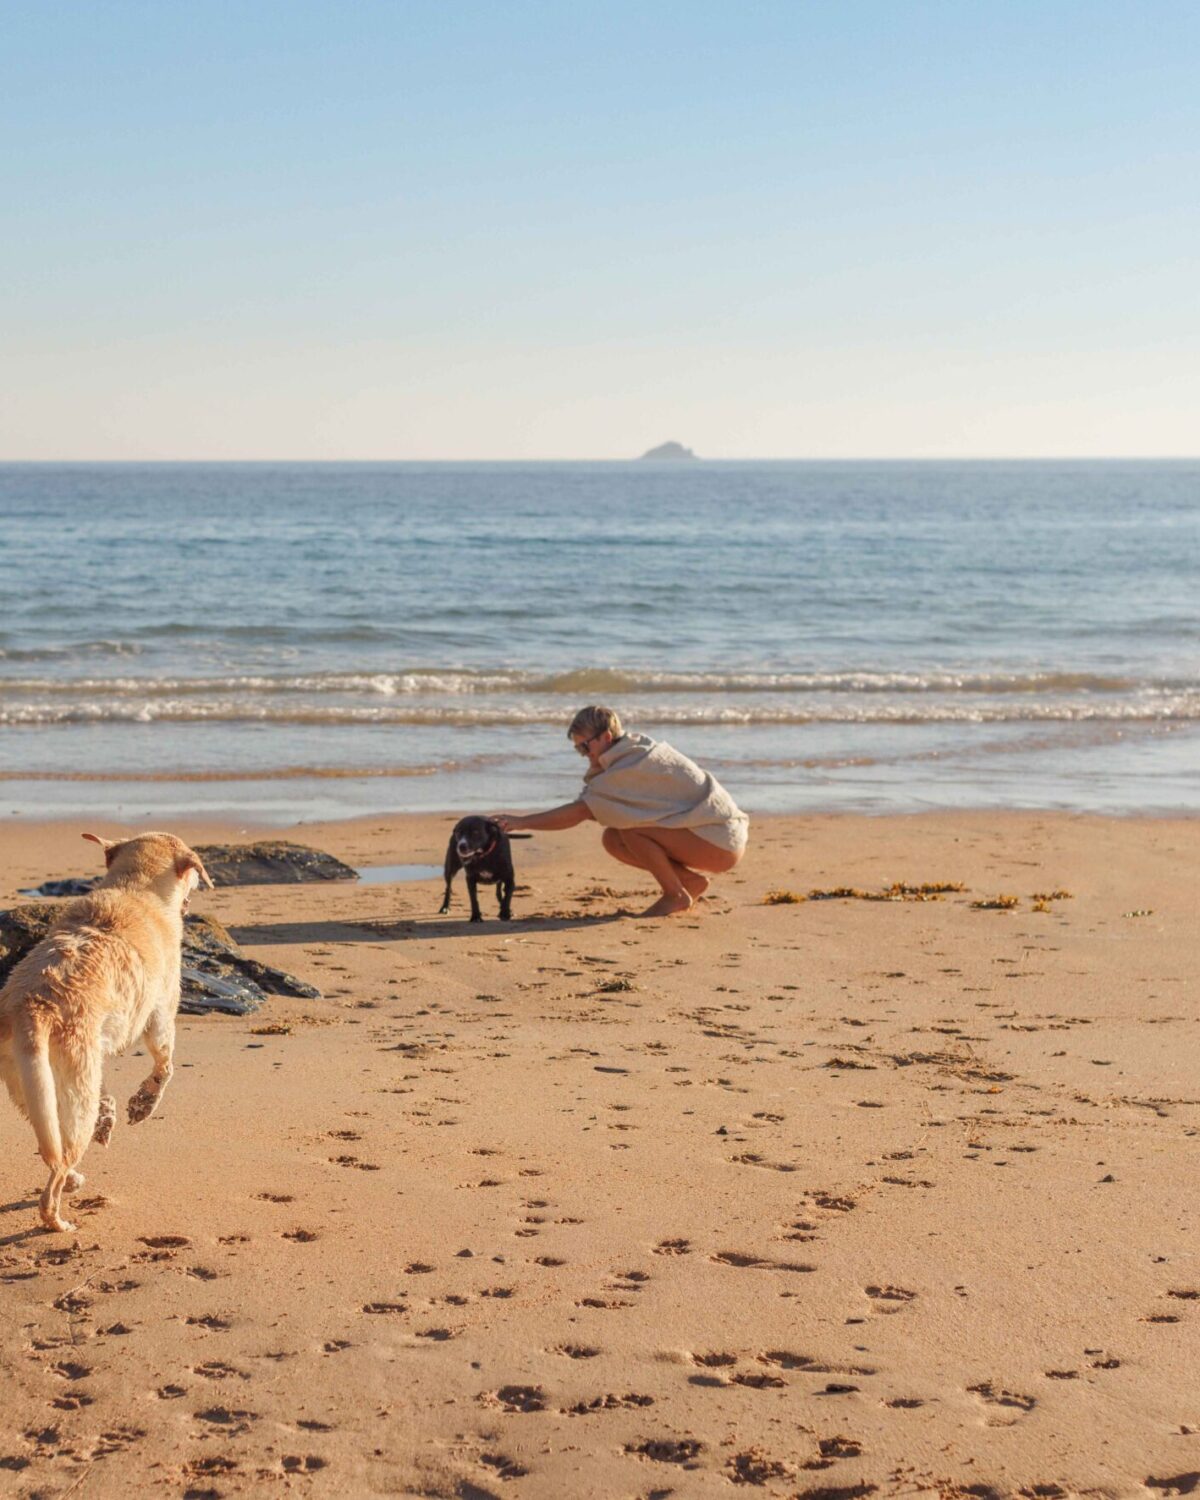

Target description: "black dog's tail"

left=507, top=832, right=534, bottom=839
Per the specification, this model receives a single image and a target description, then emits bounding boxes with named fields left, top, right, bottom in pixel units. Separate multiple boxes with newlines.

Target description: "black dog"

left=439, top=816, right=530, bottom=923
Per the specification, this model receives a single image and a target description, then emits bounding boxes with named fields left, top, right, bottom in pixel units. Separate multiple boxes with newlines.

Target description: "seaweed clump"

left=807, top=881, right=964, bottom=903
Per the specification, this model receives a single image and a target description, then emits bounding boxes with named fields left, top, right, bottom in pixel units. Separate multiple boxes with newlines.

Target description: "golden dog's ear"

left=82, top=832, right=119, bottom=865
left=176, top=853, right=215, bottom=890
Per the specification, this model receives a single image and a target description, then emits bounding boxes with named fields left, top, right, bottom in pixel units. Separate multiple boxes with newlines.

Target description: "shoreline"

left=2, top=809, right=1198, bottom=1495
left=2, top=799, right=1198, bottom=840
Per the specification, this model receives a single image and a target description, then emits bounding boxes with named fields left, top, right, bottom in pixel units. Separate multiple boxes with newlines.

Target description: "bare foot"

left=678, top=870, right=710, bottom=901
left=640, top=890, right=694, bottom=918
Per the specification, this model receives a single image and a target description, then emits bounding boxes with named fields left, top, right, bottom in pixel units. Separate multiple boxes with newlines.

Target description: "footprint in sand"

left=817, top=1436, right=863, bottom=1458
left=782, top=1219, right=820, bottom=1242
left=811, top=1192, right=857, bottom=1213
left=195, top=1406, right=258, bottom=1435
left=624, top=1437, right=704, bottom=1467
left=732, top=1370, right=786, bottom=1389
left=759, top=1351, right=877, bottom=1376
left=653, top=1238, right=692, bottom=1255
left=564, top=1392, right=655, bottom=1414
left=184, top=1456, right=239, bottom=1480
left=193, top=1361, right=248, bottom=1381
left=483, top=1385, right=547, bottom=1413
left=52, top=1392, right=95, bottom=1412
left=691, top=1351, right=738, bottom=1368
left=728, top=1449, right=795, bottom=1484
left=731, top=1152, right=798, bottom=1172
left=712, top=1250, right=816, bottom=1273
left=478, top=1452, right=529, bottom=1480
left=968, top=1381, right=1036, bottom=1424
left=92, top=1426, right=147, bottom=1457
left=139, top=1233, right=190, bottom=1251
left=865, top=1284, right=917, bottom=1312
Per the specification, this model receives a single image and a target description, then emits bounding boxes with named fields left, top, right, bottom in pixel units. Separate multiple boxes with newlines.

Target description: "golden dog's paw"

left=94, top=1097, right=116, bottom=1146
left=127, top=1086, right=158, bottom=1124
left=42, top=1213, right=77, bottom=1234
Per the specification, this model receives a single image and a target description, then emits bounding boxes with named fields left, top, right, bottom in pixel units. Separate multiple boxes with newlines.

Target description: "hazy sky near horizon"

left=3, top=1, right=1198, bottom=460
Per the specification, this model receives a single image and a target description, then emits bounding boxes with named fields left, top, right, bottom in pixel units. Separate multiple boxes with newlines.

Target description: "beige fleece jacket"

left=580, top=733, right=749, bottom=854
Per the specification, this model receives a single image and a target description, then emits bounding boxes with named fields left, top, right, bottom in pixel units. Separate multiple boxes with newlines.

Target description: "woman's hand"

left=490, top=802, right=591, bottom=833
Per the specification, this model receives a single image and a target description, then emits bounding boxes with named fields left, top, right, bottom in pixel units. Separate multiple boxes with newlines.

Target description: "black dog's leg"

left=466, top=870, right=483, bottom=923
left=498, top=854, right=515, bottom=922
left=440, top=846, right=460, bottom=915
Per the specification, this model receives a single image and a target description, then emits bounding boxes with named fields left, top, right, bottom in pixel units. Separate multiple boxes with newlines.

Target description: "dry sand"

left=1, top=811, right=1197, bottom=1499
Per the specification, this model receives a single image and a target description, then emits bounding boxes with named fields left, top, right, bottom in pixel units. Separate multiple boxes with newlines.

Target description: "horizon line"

left=2, top=454, right=1198, bottom=465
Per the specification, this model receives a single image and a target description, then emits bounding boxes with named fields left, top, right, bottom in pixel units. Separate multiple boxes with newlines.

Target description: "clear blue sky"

left=2, top=1, right=1197, bottom=458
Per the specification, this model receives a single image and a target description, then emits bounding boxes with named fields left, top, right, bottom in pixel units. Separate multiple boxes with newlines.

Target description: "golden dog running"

left=0, top=832, right=212, bottom=1233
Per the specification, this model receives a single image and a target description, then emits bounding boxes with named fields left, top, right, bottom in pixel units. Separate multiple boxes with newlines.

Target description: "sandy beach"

left=1, top=810, right=1198, bottom=1498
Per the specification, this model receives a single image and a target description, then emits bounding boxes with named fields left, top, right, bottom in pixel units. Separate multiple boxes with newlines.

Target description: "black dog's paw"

left=438, top=904, right=450, bottom=915
left=499, top=910, right=512, bottom=922
left=469, top=913, right=483, bottom=924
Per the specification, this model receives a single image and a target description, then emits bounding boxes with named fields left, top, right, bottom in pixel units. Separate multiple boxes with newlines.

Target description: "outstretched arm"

left=492, top=800, right=594, bottom=833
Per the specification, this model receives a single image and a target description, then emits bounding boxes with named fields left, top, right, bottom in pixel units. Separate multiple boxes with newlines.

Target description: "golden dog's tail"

left=14, top=1021, right=63, bottom=1169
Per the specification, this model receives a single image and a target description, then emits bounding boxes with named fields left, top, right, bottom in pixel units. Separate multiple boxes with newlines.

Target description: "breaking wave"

left=0, top=667, right=1189, bottom=697
left=2, top=697, right=1198, bottom=727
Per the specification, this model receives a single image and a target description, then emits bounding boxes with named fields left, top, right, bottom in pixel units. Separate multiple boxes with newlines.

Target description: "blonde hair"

left=567, top=705, right=623, bottom=742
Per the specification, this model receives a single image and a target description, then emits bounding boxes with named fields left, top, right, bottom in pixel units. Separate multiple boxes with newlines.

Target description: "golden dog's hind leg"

left=47, top=1046, right=103, bottom=1232
left=93, top=1093, right=116, bottom=1146
left=12, top=1023, right=76, bottom=1233
left=127, top=1007, right=175, bottom=1124
left=40, top=1167, right=73, bottom=1234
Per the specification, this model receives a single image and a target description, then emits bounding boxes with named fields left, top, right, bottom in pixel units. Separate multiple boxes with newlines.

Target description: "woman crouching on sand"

left=492, top=705, right=749, bottom=917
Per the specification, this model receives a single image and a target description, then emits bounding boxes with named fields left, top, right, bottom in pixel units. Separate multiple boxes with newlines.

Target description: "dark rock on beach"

left=17, top=875, right=100, bottom=898
left=0, top=904, right=321, bottom=1017
left=0, top=905, right=55, bottom=971
left=194, top=840, right=359, bottom=886
left=19, top=841, right=359, bottom=898
left=179, top=912, right=321, bottom=1014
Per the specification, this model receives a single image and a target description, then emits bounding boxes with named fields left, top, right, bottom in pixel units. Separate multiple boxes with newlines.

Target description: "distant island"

left=639, top=441, right=698, bottom=461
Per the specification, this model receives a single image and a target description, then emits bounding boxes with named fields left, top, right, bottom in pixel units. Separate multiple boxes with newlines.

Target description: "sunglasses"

left=574, top=733, right=606, bottom=755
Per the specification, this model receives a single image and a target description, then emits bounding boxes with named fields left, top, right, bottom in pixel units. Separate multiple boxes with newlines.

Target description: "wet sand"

left=1, top=811, right=1197, bottom=1497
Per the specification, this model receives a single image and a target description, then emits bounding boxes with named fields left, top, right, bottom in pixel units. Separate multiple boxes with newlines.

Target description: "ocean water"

left=0, top=461, right=1196, bottom=823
